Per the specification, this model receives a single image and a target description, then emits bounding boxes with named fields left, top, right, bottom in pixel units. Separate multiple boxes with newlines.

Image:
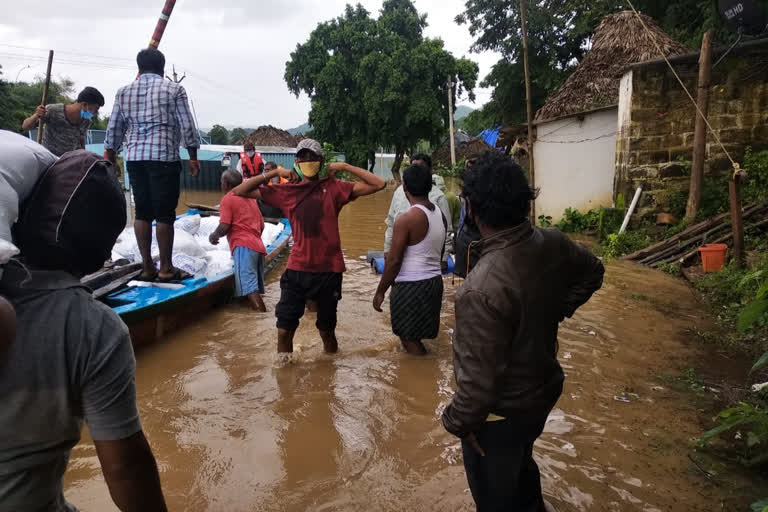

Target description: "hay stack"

left=236, top=125, right=305, bottom=147
left=535, top=11, right=689, bottom=122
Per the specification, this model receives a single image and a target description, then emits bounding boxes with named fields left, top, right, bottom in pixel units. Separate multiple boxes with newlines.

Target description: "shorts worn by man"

left=104, top=47, right=200, bottom=284
left=209, top=171, right=268, bottom=312
left=232, top=138, right=386, bottom=354
left=21, top=87, right=105, bottom=157
left=0, top=151, right=166, bottom=511
left=442, top=152, right=604, bottom=512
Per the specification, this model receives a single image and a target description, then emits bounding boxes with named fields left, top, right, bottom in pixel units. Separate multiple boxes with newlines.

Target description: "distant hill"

left=287, top=123, right=312, bottom=135
left=455, top=105, right=474, bottom=120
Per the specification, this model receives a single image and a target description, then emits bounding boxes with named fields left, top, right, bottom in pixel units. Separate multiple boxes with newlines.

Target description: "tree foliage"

left=285, top=0, right=478, bottom=179
left=228, top=127, right=249, bottom=144
left=208, top=124, right=229, bottom=145
left=0, top=64, right=76, bottom=133
left=457, top=0, right=735, bottom=131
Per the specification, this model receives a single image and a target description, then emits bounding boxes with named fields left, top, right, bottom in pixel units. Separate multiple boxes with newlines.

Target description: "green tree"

left=229, top=127, right=249, bottom=144
left=0, top=65, right=76, bottom=132
left=285, top=0, right=478, bottom=181
left=208, top=124, right=229, bottom=145
left=456, top=0, right=730, bottom=131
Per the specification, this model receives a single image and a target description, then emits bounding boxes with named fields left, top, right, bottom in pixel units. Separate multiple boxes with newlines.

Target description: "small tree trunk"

left=685, top=29, right=714, bottom=224
left=391, top=148, right=405, bottom=184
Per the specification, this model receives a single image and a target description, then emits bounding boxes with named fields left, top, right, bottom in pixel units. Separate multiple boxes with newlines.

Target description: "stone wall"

left=615, top=39, right=768, bottom=219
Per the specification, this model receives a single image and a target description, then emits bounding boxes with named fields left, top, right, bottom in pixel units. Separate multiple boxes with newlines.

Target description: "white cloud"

left=0, top=0, right=498, bottom=130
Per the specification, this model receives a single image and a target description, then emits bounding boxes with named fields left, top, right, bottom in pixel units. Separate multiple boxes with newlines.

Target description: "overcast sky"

left=0, top=0, right=499, bottom=131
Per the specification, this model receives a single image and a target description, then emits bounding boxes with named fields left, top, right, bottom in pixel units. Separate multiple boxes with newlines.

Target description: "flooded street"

left=65, top=187, right=761, bottom=511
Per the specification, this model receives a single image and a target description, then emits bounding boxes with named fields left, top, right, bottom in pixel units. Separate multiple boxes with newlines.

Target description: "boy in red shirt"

left=209, top=170, right=268, bottom=312
left=233, top=139, right=386, bottom=353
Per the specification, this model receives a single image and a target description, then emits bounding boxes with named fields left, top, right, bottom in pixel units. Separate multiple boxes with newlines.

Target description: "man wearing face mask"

left=233, top=138, right=387, bottom=354
left=237, top=142, right=265, bottom=179
left=22, top=86, right=105, bottom=157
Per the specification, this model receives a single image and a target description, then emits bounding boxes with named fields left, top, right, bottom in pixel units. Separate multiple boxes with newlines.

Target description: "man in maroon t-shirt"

left=233, top=139, right=386, bottom=353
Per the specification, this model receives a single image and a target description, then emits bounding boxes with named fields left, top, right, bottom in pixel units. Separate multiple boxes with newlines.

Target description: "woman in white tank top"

left=373, top=164, right=446, bottom=355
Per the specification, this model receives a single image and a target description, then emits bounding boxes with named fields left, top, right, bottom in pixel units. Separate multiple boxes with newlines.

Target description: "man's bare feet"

left=247, top=293, right=267, bottom=312
left=319, top=330, right=338, bottom=354
left=401, top=339, right=427, bottom=356
left=277, top=329, right=295, bottom=353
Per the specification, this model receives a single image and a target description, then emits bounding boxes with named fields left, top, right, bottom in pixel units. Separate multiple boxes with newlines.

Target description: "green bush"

left=744, top=147, right=768, bottom=204
left=601, top=231, right=651, bottom=259
left=556, top=208, right=600, bottom=233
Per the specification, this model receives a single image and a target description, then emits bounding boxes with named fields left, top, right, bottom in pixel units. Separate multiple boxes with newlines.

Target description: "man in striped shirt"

left=105, top=48, right=201, bottom=282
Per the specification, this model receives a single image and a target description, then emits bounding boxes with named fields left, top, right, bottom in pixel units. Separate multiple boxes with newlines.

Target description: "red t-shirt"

left=259, top=178, right=355, bottom=273
left=219, top=191, right=266, bottom=255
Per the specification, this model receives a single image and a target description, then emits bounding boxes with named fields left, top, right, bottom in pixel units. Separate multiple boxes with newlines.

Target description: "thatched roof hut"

left=535, top=11, right=688, bottom=122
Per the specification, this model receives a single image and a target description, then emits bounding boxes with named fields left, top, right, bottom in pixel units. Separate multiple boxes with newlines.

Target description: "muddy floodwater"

left=65, top=187, right=762, bottom=510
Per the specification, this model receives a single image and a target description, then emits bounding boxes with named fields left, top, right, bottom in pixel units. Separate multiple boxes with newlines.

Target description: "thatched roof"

left=432, top=136, right=495, bottom=167
left=236, top=125, right=305, bottom=147
left=535, top=11, right=689, bottom=122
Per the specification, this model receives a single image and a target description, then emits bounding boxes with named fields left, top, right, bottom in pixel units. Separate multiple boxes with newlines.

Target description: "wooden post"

left=37, top=50, right=54, bottom=144
left=685, top=29, right=714, bottom=224
left=520, top=0, right=536, bottom=223
left=729, top=173, right=746, bottom=268
left=447, top=77, right=456, bottom=167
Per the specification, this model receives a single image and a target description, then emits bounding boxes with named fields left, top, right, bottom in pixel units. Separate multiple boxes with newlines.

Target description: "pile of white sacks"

left=111, top=214, right=285, bottom=280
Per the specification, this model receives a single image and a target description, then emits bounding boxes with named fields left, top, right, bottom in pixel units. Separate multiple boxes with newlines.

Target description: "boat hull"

left=107, top=216, right=291, bottom=349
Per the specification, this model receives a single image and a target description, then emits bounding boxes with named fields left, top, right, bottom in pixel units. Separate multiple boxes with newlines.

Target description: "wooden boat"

left=85, top=210, right=292, bottom=349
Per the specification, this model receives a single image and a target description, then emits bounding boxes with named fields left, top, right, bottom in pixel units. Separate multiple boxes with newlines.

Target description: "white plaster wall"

left=533, top=108, right=618, bottom=222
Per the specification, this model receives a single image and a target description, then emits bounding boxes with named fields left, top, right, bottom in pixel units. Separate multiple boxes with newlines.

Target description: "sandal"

left=157, top=267, right=193, bottom=283
left=136, top=270, right=158, bottom=282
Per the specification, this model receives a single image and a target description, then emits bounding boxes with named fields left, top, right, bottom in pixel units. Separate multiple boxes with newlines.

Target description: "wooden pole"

left=729, top=173, right=746, bottom=268
left=685, top=29, right=714, bottom=224
left=447, top=77, right=456, bottom=167
left=36, top=50, right=54, bottom=144
left=520, top=0, right=536, bottom=223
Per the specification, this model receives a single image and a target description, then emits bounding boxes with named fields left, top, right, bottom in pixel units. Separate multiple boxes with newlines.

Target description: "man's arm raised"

left=328, top=162, right=386, bottom=198
left=232, top=168, right=297, bottom=199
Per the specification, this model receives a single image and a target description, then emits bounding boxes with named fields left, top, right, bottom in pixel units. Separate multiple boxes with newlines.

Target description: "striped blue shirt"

left=104, top=73, right=199, bottom=162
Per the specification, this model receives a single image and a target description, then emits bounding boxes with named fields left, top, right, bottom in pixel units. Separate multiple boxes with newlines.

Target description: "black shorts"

left=275, top=270, right=342, bottom=332
left=127, top=160, right=181, bottom=224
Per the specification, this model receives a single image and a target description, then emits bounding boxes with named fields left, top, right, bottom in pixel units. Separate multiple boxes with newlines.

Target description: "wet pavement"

left=64, top=188, right=764, bottom=510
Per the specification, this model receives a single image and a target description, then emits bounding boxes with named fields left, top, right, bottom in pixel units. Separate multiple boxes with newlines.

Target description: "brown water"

left=65, top=188, right=763, bottom=511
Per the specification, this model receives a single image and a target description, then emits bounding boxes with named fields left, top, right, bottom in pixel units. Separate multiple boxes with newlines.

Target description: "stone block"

left=728, top=100, right=745, bottom=115
left=637, top=150, right=669, bottom=165
left=716, top=128, right=753, bottom=145
left=628, top=167, right=648, bottom=179
left=752, top=124, right=768, bottom=144
left=669, top=147, right=693, bottom=163
left=659, top=162, right=687, bottom=178
left=632, top=134, right=682, bottom=151
left=711, top=115, right=739, bottom=130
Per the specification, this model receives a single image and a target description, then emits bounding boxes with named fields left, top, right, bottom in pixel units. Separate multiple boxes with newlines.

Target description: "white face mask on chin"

left=246, top=151, right=256, bottom=158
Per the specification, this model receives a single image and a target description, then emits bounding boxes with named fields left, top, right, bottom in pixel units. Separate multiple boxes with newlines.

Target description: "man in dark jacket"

left=442, top=152, right=604, bottom=511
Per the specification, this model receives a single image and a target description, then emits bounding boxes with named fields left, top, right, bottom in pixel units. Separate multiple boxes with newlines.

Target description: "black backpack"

left=453, top=200, right=481, bottom=278
left=17, top=150, right=126, bottom=275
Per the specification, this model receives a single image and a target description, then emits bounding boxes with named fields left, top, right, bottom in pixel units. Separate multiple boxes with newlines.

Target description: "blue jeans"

left=461, top=412, right=549, bottom=512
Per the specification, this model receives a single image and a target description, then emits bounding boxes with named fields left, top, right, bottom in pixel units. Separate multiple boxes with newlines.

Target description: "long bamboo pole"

left=520, top=0, right=536, bottom=223
left=149, top=0, right=177, bottom=48
left=36, top=50, right=54, bottom=144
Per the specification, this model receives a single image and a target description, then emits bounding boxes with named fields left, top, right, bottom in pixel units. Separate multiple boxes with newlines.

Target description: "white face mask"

left=246, top=150, right=256, bottom=158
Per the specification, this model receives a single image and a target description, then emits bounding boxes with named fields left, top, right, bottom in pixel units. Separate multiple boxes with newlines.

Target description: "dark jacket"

left=442, top=221, right=605, bottom=438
